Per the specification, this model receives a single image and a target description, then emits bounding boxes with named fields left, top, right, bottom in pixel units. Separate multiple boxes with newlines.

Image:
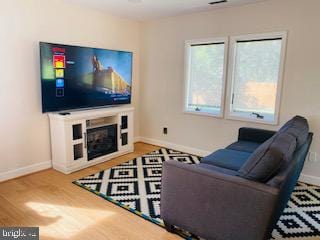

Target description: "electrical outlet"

left=163, top=127, right=168, bottom=135
left=308, top=151, right=317, bottom=162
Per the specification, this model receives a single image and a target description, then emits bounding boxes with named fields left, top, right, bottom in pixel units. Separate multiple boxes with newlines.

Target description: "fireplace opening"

left=87, top=124, right=118, bottom=161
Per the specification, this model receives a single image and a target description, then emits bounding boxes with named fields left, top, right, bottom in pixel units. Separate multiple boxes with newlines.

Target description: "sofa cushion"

left=202, top=149, right=251, bottom=171
left=197, top=163, right=238, bottom=176
left=226, top=141, right=261, bottom=153
left=278, top=116, right=309, bottom=148
left=238, top=133, right=297, bottom=182
left=267, top=133, right=312, bottom=187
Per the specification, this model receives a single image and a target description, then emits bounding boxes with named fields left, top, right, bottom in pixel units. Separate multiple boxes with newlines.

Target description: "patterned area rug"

left=73, top=148, right=320, bottom=240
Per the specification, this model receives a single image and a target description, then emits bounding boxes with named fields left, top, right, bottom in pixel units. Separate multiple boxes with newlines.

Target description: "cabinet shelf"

left=86, top=116, right=117, bottom=129
left=72, top=124, right=83, bottom=140
left=73, top=143, right=84, bottom=160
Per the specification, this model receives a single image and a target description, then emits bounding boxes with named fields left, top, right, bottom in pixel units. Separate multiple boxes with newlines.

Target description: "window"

left=226, top=32, right=286, bottom=124
left=184, top=32, right=287, bottom=124
left=184, top=38, right=228, bottom=117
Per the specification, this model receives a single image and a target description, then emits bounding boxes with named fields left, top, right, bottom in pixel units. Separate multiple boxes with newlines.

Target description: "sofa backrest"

left=267, top=133, right=313, bottom=187
left=238, top=116, right=309, bottom=183
left=265, top=132, right=313, bottom=237
left=278, top=115, right=309, bottom=148
left=238, top=132, right=296, bottom=182
left=265, top=116, right=310, bottom=187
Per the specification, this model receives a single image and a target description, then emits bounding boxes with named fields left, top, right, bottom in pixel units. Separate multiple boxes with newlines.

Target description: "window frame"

left=225, top=32, right=287, bottom=125
left=183, top=37, right=229, bottom=118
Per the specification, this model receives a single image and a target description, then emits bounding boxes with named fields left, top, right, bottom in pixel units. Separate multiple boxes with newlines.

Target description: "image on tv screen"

left=40, top=42, right=132, bottom=112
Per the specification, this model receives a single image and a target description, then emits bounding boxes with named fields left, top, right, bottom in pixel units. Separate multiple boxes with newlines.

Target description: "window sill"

left=183, top=110, right=223, bottom=118
left=226, top=113, right=279, bottom=126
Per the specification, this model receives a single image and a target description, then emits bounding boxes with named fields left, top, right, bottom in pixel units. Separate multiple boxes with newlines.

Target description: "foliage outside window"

left=227, top=32, right=286, bottom=124
left=184, top=32, right=286, bottom=125
left=184, top=39, right=227, bottom=117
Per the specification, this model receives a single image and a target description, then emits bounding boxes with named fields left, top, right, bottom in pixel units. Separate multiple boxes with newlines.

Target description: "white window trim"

left=183, top=37, right=228, bottom=118
left=225, top=31, right=287, bottom=125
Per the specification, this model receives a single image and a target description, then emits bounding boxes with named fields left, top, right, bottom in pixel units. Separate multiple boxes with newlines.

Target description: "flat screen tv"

left=40, top=42, right=132, bottom=113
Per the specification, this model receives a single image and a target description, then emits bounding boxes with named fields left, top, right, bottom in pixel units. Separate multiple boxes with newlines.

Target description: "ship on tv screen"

left=40, top=42, right=132, bottom=112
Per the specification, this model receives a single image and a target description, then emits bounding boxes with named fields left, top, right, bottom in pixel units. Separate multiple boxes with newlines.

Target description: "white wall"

left=1, top=0, right=320, bottom=184
left=140, top=0, right=320, bottom=181
left=0, top=0, right=141, bottom=180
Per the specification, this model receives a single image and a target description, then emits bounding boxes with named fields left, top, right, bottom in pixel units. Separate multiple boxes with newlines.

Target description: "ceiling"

left=63, top=0, right=268, bottom=21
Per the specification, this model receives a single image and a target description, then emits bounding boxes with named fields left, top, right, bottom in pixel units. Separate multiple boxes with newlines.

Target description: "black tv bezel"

left=39, top=42, right=133, bottom=113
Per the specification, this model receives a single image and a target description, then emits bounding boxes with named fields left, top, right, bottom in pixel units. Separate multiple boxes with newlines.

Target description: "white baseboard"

left=299, top=174, right=320, bottom=186
left=137, top=136, right=211, bottom=157
left=134, top=136, right=142, bottom=143
left=0, top=161, right=52, bottom=182
left=1, top=139, right=318, bottom=186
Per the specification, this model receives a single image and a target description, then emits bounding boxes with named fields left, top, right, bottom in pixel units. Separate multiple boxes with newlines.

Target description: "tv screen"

left=40, top=42, right=132, bottom=112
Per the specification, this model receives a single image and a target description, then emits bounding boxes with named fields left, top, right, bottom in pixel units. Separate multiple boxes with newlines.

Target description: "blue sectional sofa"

left=161, top=116, right=313, bottom=240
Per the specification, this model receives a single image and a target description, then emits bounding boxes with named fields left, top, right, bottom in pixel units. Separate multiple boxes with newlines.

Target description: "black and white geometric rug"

left=73, top=148, right=320, bottom=240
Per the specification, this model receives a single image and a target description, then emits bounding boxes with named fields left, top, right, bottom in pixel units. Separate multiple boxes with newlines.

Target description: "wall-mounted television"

left=40, top=42, right=132, bottom=113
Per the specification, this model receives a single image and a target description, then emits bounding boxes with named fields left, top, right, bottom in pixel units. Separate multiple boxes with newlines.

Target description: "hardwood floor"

left=0, top=143, right=180, bottom=240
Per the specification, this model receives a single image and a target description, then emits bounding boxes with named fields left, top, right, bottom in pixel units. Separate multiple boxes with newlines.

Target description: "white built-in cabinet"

left=48, top=106, right=134, bottom=174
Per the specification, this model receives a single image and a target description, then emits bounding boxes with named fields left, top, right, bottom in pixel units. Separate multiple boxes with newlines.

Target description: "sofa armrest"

left=161, top=160, right=279, bottom=240
left=238, top=127, right=276, bottom=143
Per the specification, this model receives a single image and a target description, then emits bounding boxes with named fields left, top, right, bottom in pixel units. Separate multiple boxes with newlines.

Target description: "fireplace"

left=87, top=124, right=118, bottom=161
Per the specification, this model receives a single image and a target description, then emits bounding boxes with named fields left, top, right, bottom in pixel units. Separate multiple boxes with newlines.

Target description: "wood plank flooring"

left=0, top=143, right=180, bottom=240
